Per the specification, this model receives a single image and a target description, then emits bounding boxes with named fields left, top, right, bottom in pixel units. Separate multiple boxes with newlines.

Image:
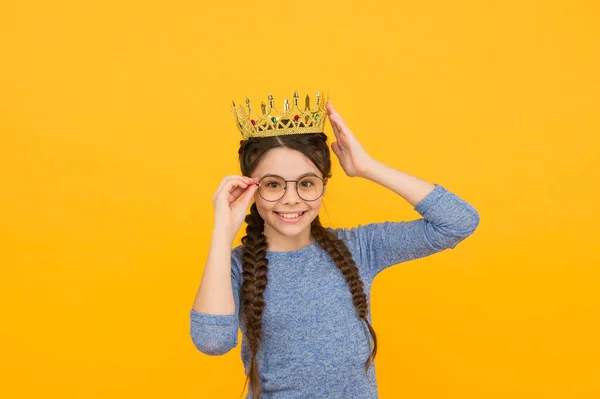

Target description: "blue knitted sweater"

left=190, top=183, right=480, bottom=398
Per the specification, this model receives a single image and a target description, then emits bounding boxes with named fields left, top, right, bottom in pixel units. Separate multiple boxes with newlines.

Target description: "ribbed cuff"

left=190, top=308, right=235, bottom=325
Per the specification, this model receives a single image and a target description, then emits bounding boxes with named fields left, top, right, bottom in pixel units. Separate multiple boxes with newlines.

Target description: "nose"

left=280, top=181, right=301, bottom=204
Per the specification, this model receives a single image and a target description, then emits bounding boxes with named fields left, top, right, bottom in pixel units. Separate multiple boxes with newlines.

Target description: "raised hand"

left=326, top=102, right=374, bottom=178
left=212, top=175, right=259, bottom=241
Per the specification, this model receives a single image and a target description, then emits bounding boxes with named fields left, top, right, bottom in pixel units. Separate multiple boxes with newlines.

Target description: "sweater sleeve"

left=189, top=249, right=242, bottom=356
left=335, top=183, right=480, bottom=280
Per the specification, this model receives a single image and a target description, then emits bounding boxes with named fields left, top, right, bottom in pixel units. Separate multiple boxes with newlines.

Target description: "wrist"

left=212, top=226, right=236, bottom=244
left=358, top=157, right=379, bottom=180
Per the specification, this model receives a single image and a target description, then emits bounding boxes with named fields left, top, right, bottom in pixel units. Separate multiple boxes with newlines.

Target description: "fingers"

left=331, top=141, right=341, bottom=157
left=213, top=175, right=257, bottom=205
left=228, top=178, right=258, bottom=208
left=330, top=118, right=342, bottom=138
left=215, top=175, right=255, bottom=195
left=240, top=181, right=258, bottom=207
left=326, top=102, right=337, bottom=117
left=215, top=175, right=248, bottom=196
left=228, top=181, right=249, bottom=203
left=327, top=102, right=343, bottom=124
left=327, top=103, right=345, bottom=138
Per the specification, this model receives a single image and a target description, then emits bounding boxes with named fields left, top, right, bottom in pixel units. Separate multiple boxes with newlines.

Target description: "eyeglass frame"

left=254, top=173, right=327, bottom=202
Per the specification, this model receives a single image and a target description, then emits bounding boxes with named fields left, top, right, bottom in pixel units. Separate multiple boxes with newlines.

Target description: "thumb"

left=331, top=141, right=341, bottom=157
left=241, top=183, right=258, bottom=208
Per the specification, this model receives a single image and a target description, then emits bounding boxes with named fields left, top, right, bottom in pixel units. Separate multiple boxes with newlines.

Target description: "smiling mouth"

left=274, top=211, right=307, bottom=219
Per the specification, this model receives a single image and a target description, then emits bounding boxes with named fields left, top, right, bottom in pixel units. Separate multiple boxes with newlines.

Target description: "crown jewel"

left=231, top=90, right=329, bottom=141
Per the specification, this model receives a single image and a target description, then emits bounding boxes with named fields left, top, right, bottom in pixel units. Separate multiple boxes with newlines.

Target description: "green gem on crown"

left=271, top=116, right=277, bottom=123
left=315, top=114, right=319, bottom=120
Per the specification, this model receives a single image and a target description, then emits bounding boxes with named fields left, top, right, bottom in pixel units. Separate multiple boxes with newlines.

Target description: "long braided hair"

left=237, top=132, right=377, bottom=399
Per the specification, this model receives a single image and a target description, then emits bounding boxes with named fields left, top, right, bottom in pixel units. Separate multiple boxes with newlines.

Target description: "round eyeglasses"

left=255, top=174, right=326, bottom=202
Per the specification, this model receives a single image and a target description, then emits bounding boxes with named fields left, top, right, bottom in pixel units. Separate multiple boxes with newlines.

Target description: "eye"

left=266, top=182, right=280, bottom=188
left=300, top=180, right=313, bottom=187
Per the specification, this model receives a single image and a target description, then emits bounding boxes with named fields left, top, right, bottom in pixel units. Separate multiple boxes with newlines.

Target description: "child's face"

left=250, top=147, right=326, bottom=240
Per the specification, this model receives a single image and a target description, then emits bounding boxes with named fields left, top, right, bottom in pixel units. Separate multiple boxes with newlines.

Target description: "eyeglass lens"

left=259, top=176, right=324, bottom=201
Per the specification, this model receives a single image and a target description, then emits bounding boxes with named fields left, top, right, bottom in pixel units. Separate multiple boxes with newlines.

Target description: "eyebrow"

left=261, top=172, right=320, bottom=180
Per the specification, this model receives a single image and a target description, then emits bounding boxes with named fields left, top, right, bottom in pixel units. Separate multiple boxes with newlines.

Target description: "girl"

left=191, top=99, right=480, bottom=399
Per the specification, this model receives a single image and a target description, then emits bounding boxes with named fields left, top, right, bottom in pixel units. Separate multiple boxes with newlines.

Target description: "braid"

left=239, top=203, right=268, bottom=399
left=310, top=216, right=378, bottom=376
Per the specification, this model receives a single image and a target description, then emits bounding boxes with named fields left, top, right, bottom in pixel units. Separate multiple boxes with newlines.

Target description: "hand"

left=326, top=102, right=374, bottom=178
left=212, top=175, right=259, bottom=241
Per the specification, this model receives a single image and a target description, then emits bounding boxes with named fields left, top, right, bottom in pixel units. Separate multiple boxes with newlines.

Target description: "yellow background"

left=1, top=0, right=599, bottom=398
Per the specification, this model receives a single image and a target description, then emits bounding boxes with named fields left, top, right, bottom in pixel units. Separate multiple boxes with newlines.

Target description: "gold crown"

left=231, top=90, right=330, bottom=140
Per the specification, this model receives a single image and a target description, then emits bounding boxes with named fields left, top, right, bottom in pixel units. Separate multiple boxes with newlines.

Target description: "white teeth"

left=277, top=212, right=304, bottom=219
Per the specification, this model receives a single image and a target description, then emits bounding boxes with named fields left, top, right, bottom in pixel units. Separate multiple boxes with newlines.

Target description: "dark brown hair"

left=237, top=132, right=377, bottom=399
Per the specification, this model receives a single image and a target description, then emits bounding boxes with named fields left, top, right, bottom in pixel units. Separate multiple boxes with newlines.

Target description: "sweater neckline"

left=266, top=240, right=320, bottom=255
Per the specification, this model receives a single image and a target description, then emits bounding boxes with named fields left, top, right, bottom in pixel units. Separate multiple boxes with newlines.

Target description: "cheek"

left=255, top=196, right=274, bottom=214
left=309, top=200, right=323, bottom=212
